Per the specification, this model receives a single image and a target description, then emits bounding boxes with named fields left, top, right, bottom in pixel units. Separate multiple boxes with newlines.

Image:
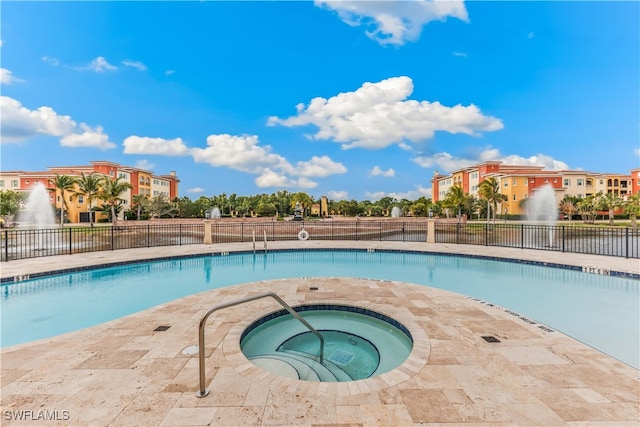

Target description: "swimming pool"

left=1, top=250, right=638, bottom=369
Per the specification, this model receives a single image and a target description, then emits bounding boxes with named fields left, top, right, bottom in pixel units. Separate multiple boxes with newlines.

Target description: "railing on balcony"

left=1, top=220, right=638, bottom=261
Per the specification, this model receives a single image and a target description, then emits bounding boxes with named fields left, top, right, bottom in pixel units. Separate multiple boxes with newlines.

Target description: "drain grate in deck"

left=481, top=335, right=501, bottom=343
left=154, top=325, right=171, bottom=332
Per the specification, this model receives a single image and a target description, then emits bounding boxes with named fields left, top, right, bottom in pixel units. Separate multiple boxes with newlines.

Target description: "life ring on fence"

left=298, top=229, right=309, bottom=241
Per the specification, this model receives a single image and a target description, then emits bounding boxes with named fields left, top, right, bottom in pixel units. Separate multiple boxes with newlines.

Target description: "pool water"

left=240, top=307, right=413, bottom=381
left=1, top=250, right=638, bottom=369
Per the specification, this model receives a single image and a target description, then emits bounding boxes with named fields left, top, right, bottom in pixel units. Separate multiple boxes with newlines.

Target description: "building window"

left=78, top=195, right=84, bottom=204
left=0, top=180, right=4, bottom=188
left=513, top=194, right=517, bottom=201
left=600, top=180, right=604, bottom=185
left=109, top=171, right=115, bottom=177
left=11, top=180, right=18, bottom=188
left=524, top=180, right=528, bottom=186
left=577, top=179, right=583, bottom=186
left=26, top=180, right=30, bottom=184
left=544, top=179, right=549, bottom=183
left=563, top=179, right=570, bottom=186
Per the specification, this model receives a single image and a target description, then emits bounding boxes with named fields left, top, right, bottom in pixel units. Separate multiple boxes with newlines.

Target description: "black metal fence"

left=1, top=221, right=638, bottom=261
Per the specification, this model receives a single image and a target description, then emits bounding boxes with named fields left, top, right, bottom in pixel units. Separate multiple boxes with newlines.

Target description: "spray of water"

left=17, top=183, right=57, bottom=229
left=526, top=184, right=558, bottom=247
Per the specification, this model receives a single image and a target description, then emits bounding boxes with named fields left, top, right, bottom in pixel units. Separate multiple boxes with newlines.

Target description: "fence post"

left=4, top=229, right=8, bottom=261
left=241, top=222, right=244, bottom=243
left=147, top=224, right=151, bottom=248
left=485, top=223, right=488, bottom=246
left=625, top=227, right=629, bottom=259
left=69, top=227, right=72, bottom=255
left=355, top=220, right=359, bottom=241
left=520, top=224, right=524, bottom=249
left=179, top=224, right=183, bottom=246
left=561, top=226, right=565, bottom=252
left=110, top=226, right=114, bottom=250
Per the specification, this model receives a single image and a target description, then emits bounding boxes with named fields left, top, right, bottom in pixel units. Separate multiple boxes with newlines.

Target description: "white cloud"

left=187, top=187, right=205, bottom=194
left=135, top=159, right=155, bottom=171
left=123, top=136, right=190, bottom=156
left=369, top=166, right=395, bottom=177
left=122, top=60, right=147, bottom=71
left=633, top=148, right=640, bottom=157
left=0, top=96, right=115, bottom=150
left=60, top=124, right=116, bottom=150
left=86, top=56, right=117, bottom=72
left=165, top=70, right=176, bottom=76
left=268, top=76, right=503, bottom=150
left=0, top=40, right=3, bottom=47
left=413, top=148, right=570, bottom=173
left=315, top=0, right=468, bottom=46
left=366, top=184, right=431, bottom=201
left=41, top=56, right=60, bottom=66
left=327, top=190, right=349, bottom=200
left=294, top=155, right=347, bottom=177
left=190, top=134, right=346, bottom=189
left=1, top=96, right=76, bottom=143
left=452, top=51, right=468, bottom=58
left=0, top=68, right=24, bottom=85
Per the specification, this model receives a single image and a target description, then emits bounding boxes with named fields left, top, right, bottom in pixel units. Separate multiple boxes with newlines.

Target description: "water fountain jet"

left=526, top=184, right=558, bottom=247
left=16, top=183, right=57, bottom=250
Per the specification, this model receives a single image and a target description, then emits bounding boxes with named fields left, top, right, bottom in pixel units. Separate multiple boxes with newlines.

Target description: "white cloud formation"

left=122, top=60, right=147, bottom=71
left=86, top=56, right=117, bottom=72
left=135, top=159, right=155, bottom=171
left=315, top=0, right=468, bottom=46
left=452, top=51, right=468, bottom=58
left=633, top=148, right=640, bottom=157
left=1, top=96, right=76, bottom=143
left=60, top=124, right=116, bottom=150
left=365, top=184, right=431, bottom=201
left=268, top=76, right=503, bottom=150
left=413, top=147, right=570, bottom=172
left=1, top=68, right=24, bottom=85
left=0, top=96, right=115, bottom=149
left=165, top=70, right=176, bottom=76
left=187, top=187, right=205, bottom=194
left=327, top=190, right=349, bottom=201
left=123, top=136, right=190, bottom=156
left=369, top=166, right=395, bottom=177
left=190, top=134, right=346, bottom=189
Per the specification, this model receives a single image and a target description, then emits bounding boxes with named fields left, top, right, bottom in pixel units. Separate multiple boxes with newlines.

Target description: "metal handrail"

left=196, top=291, right=324, bottom=397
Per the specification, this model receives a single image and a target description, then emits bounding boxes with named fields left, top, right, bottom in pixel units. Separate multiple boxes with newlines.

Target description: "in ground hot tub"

left=240, top=304, right=413, bottom=382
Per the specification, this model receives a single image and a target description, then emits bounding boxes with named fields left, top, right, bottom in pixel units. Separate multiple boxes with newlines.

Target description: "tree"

left=623, top=193, right=640, bottom=229
left=53, top=174, right=77, bottom=226
left=132, top=194, right=150, bottom=220
left=597, top=192, right=622, bottom=225
left=576, top=195, right=598, bottom=224
left=442, top=185, right=467, bottom=222
left=72, top=172, right=102, bottom=227
left=148, top=194, right=178, bottom=218
left=290, top=192, right=314, bottom=216
left=478, top=177, right=507, bottom=224
left=559, top=195, right=579, bottom=223
left=98, top=176, right=132, bottom=226
left=0, top=190, right=25, bottom=226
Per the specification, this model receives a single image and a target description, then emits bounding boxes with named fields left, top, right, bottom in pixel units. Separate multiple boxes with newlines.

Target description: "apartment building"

left=0, top=161, right=179, bottom=223
left=431, top=162, right=636, bottom=216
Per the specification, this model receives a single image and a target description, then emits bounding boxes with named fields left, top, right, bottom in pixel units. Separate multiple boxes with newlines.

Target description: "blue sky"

left=1, top=1, right=638, bottom=201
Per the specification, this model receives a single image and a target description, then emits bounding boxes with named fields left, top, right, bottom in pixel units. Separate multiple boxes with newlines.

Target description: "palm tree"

left=443, top=185, right=467, bottom=222
left=98, top=176, right=132, bottom=226
left=72, top=172, right=102, bottom=227
left=623, top=193, right=640, bottom=229
left=53, top=174, right=77, bottom=226
left=132, top=194, right=150, bottom=220
left=597, top=192, right=622, bottom=225
left=478, top=177, right=507, bottom=224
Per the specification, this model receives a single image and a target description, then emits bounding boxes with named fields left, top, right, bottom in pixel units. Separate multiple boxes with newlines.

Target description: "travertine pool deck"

left=1, top=242, right=639, bottom=426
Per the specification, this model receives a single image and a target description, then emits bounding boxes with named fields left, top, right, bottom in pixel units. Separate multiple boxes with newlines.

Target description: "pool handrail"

left=196, top=291, right=324, bottom=398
